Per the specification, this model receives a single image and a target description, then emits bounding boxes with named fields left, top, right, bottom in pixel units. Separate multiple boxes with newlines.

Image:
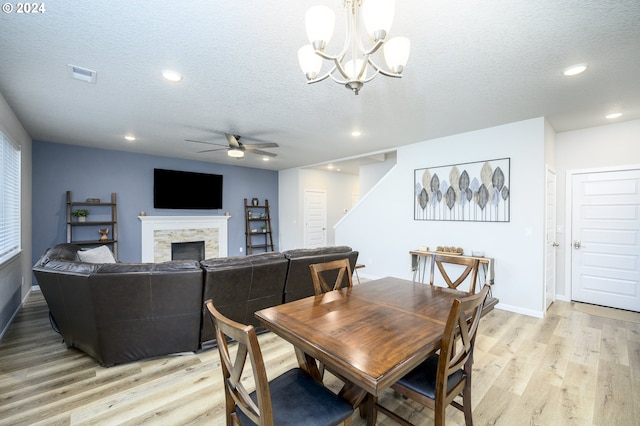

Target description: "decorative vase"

left=252, top=197, right=259, bottom=206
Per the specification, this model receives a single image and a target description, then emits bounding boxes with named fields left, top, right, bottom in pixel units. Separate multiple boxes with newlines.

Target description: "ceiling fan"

left=186, top=133, right=279, bottom=159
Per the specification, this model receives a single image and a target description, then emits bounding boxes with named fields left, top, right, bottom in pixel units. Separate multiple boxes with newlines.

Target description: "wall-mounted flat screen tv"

left=154, top=168, right=223, bottom=209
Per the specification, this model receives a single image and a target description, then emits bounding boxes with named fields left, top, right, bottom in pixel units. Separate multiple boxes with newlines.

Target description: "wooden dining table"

left=255, top=276, right=498, bottom=425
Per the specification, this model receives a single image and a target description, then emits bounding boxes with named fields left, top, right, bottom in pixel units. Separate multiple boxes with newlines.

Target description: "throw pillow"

left=77, top=245, right=116, bottom=264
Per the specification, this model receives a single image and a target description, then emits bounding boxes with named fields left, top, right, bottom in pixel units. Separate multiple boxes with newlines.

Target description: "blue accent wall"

left=32, top=141, right=278, bottom=269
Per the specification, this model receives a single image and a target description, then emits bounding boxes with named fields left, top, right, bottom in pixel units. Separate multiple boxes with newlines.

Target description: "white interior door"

left=304, top=189, right=327, bottom=248
left=571, top=168, right=640, bottom=311
left=545, top=167, right=557, bottom=310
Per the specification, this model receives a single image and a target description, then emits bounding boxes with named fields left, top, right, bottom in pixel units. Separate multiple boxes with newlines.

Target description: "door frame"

left=564, top=163, right=640, bottom=302
left=544, top=165, right=557, bottom=311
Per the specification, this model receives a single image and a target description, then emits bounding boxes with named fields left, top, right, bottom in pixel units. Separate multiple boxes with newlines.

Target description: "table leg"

left=294, top=348, right=373, bottom=421
left=364, top=394, right=378, bottom=426
left=294, top=347, right=322, bottom=381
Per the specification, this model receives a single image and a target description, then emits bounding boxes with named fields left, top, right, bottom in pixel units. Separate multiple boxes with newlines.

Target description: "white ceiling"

left=0, top=1, right=638, bottom=173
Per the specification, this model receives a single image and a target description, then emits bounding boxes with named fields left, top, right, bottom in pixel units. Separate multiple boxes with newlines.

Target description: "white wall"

left=554, top=119, right=640, bottom=300
left=336, top=118, right=547, bottom=317
left=359, top=153, right=397, bottom=195
left=278, top=168, right=301, bottom=251
left=0, top=91, right=32, bottom=339
left=279, top=168, right=359, bottom=251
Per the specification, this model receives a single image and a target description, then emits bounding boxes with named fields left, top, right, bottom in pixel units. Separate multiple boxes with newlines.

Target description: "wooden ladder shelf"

left=244, top=198, right=274, bottom=254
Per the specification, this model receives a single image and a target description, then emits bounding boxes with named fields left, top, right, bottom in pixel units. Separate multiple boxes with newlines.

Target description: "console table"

left=410, top=249, right=495, bottom=286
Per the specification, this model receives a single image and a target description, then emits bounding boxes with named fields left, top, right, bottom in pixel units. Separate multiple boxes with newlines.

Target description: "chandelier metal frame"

left=299, top=0, right=410, bottom=95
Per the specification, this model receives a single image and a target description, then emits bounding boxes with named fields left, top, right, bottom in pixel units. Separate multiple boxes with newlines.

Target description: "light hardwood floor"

left=1, top=290, right=638, bottom=425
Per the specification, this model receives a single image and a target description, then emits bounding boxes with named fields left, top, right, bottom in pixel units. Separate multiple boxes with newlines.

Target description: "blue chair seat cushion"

left=396, top=354, right=465, bottom=399
left=236, top=368, right=353, bottom=425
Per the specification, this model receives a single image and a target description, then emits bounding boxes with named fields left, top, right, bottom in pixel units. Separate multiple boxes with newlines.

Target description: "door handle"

left=573, top=240, right=581, bottom=249
left=552, top=242, right=559, bottom=247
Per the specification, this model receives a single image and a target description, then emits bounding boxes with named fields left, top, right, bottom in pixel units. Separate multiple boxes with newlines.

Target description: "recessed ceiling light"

left=162, top=70, right=183, bottom=82
left=563, top=63, right=588, bottom=76
left=605, top=112, right=622, bottom=119
left=124, top=135, right=136, bottom=142
left=327, top=164, right=334, bottom=170
left=351, top=130, right=361, bottom=137
left=262, top=157, right=269, bottom=161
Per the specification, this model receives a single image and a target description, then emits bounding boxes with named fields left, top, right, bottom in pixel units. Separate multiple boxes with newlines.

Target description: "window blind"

left=0, top=131, right=21, bottom=265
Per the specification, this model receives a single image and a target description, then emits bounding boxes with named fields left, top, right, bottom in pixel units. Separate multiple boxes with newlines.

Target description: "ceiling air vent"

left=68, top=64, right=97, bottom=84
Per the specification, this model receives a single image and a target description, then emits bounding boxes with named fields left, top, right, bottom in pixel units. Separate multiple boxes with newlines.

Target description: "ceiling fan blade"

left=243, top=142, right=279, bottom=149
left=238, top=135, right=280, bottom=144
left=197, top=148, right=228, bottom=153
left=225, top=134, right=240, bottom=148
left=244, top=148, right=278, bottom=157
left=186, top=139, right=227, bottom=147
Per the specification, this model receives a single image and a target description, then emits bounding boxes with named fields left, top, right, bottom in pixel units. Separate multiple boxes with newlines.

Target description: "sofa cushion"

left=37, top=260, right=100, bottom=274
left=78, top=245, right=116, bottom=264
left=200, top=255, right=253, bottom=268
left=94, top=260, right=200, bottom=274
left=282, top=246, right=358, bottom=303
left=153, top=260, right=202, bottom=272
left=96, top=263, right=154, bottom=273
left=34, top=243, right=82, bottom=267
left=282, top=246, right=353, bottom=259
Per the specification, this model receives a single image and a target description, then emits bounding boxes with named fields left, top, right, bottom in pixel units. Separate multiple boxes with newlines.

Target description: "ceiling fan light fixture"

left=228, top=148, right=244, bottom=158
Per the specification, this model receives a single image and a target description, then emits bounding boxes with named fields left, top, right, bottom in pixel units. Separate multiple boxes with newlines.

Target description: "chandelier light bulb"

left=344, top=59, right=367, bottom=81
left=362, top=0, right=395, bottom=41
left=384, top=36, right=410, bottom=73
left=305, top=5, right=335, bottom=49
left=298, top=45, right=323, bottom=79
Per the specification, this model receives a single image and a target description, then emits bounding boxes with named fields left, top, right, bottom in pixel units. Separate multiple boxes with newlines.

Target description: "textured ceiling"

left=0, top=0, right=639, bottom=173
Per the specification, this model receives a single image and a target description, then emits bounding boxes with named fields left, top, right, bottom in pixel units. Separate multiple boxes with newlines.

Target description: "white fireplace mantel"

left=139, top=215, right=230, bottom=262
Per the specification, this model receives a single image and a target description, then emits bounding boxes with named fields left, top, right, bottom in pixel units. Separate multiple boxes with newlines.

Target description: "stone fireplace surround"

left=139, top=215, right=229, bottom=262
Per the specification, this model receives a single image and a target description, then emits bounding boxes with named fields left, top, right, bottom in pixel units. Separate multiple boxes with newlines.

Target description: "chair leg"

left=462, top=381, right=473, bottom=425
left=435, top=398, right=446, bottom=426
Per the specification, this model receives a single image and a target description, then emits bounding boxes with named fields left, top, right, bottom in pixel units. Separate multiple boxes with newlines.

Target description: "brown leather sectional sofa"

left=33, top=243, right=358, bottom=366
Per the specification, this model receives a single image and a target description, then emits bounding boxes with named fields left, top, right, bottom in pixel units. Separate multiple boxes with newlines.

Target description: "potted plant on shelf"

left=72, top=209, right=89, bottom=222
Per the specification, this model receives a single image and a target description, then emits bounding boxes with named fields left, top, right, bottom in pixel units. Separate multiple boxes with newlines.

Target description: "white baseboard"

left=0, top=286, right=35, bottom=341
left=494, top=303, right=544, bottom=319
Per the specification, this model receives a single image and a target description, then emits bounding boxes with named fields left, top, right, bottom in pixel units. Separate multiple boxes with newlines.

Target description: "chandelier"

left=298, top=0, right=410, bottom=95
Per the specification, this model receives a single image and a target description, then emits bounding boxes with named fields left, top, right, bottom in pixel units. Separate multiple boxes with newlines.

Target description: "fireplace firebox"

left=171, top=241, right=205, bottom=261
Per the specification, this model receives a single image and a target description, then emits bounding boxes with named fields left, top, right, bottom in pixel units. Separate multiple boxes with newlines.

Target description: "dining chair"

left=375, top=284, right=491, bottom=426
left=308, top=258, right=354, bottom=381
left=309, top=258, right=353, bottom=295
left=204, top=299, right=353, bottom=426
left=430, top=254, right=480, bottom=294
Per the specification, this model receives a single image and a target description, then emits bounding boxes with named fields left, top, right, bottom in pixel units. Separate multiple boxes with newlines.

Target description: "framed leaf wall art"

left=414, top=158, right=510, bottom=222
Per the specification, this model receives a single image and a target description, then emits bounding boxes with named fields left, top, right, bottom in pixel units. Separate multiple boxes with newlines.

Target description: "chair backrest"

left=437, top=284, right=490, bottom=396
left=429, top=254, right=480, bottom=294
left=309, top=258, right=353, bottom=295
left=205, top=299, right=275, bottom=425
